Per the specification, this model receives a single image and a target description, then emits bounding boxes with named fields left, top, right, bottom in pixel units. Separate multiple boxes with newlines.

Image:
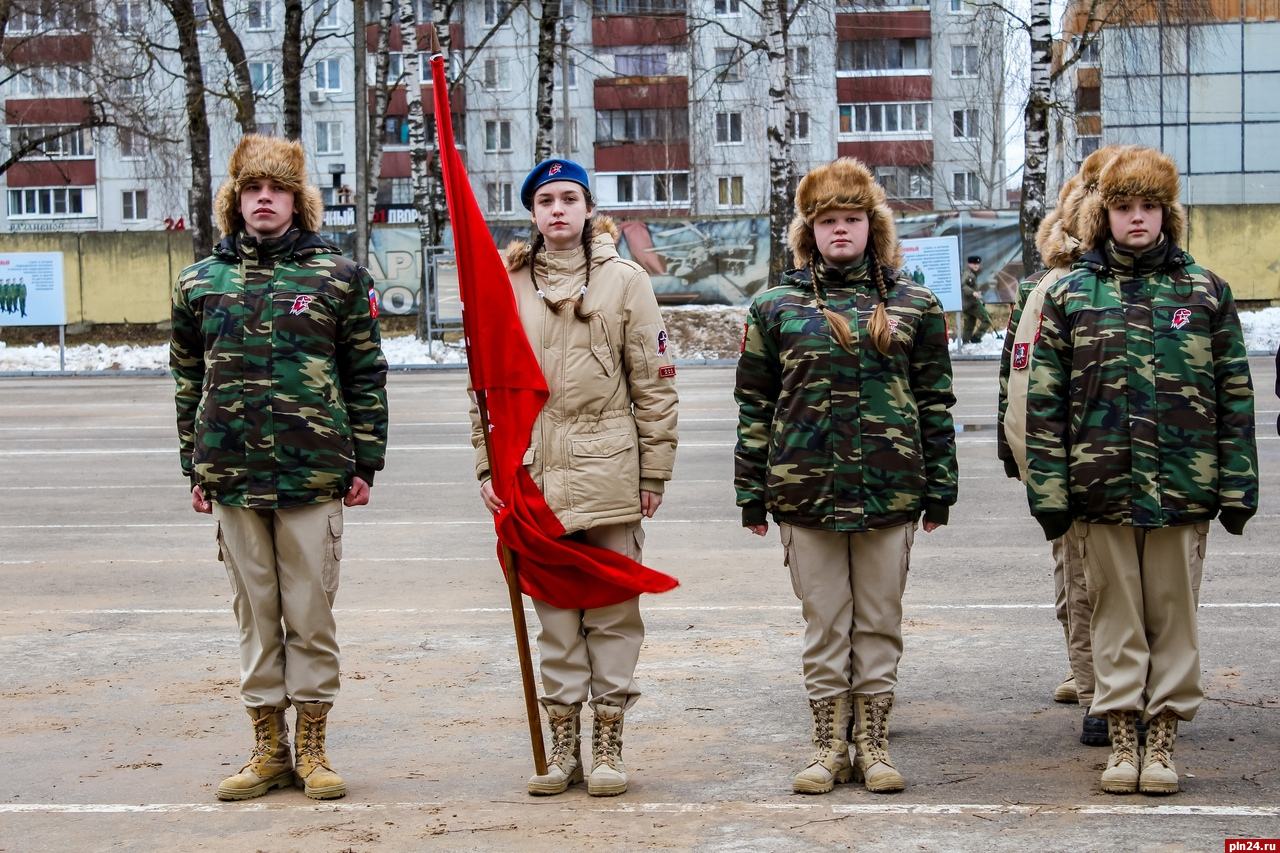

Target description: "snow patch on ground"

left=4, top=305, right=1280, bottom=372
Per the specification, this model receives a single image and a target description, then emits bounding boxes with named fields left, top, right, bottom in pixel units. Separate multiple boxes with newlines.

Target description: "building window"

left=838, top=102, right=930, bottom=135
left=116, top=0, right=146, bottom=31
left=714, top=48, right=742, bottom=83
left=122, top=190, right=148, bottom=221
left=717, top=176, right=744, bottom=207
left=1076, top=85, right=1101, bottom=113
left=616, top=52, right=667, bottom=77
left=487, top=182, right=514, bottom=214
left=12, top=66, right=90, bottom=96
left=553, top=118, right=580, bottom=152
left=249, top=62, right=276, bottom=94
left=553, top=57, right=578, bottom=89
left=714, top=0, right=740, bottom=14
left=837, top=38, right=930, bottom=72
left=715, top=112, right=743, bottom=144
left=790, top=111, right=810, bottom=142
left=383, top=116, right=409, bottom=146
left=600, top=172, right=689, bottom=206
left=314, top=1, right=340, bottom=29
left=193, top=0, right=211, bottom=30
left=10, top=125, right=94, bottom=158
left=316, top=121, right=343, bottom=154
left=247, top=0, right=272, bottom=29
left=876, top=165, right=932, bottom=199
left=952, top=108, right=979, bottom=139
left=595, top=109, right=688, bottom=143
left=1079, top=135, right=1101, bottom=159
left=949, top=0, right=971, bottom=11
left=256, top=122, right=278, bottom=136
left=386, top=53, right=404, bottom=83
left=7, top=187, right=93, bottom=218
left=485, top=119, right=512, bottom=152
left=593, top=0, right=687, bottom=12
left=1078, top=37, right=1101, bottom=65
left=389, top=177, right=413, bottom=204
left=953, top=171, right=980, bottom=203
left=484, top=0, right=512, bottom=25
left=483, top=58, right=511, bottom=91
left=316, top=59, right=341, bottom=92
left=118, top=128, right=146, bottom=159
left=951, top=44, right=978, bottom=77
left=786, top=46, right=811, bottom=79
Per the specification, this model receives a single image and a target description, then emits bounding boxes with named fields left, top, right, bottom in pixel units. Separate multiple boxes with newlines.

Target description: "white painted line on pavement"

left=1, top=801, right=1275, bottom=817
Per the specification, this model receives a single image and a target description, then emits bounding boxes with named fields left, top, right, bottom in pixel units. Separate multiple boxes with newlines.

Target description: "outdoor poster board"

left=899, top=236, right=961, bottom=314
left=0, top=252, right=66, bottom=326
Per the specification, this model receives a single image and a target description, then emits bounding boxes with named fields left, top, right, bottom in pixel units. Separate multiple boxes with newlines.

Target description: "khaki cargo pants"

left=533, top=521, right=646, bottom=713
left=213, top=500, right=344, bottom=709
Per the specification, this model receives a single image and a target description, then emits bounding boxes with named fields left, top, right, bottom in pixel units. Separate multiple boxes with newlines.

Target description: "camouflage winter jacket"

left=171, top=230, right=389, bottom=509
left=1023, top=239, right=1257, bottom=538
left=734, top=263, right=958, bottom=532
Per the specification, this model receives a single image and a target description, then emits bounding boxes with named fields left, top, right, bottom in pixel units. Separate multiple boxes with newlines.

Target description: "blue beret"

left=520, top=159, right=591, bottom=210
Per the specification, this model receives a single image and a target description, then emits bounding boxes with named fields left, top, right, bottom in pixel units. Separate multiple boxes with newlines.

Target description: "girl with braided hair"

left=471, top=159, right=678, bottom=797
left=734, top=158, right=957, bottom=794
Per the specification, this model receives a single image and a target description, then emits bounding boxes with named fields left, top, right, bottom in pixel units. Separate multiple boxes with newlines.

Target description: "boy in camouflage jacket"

left=171, top=134, right=388, bottom=802
left=1023, top=146, right=1257, bottom=796
left=735, top=158, right=957, bottom=795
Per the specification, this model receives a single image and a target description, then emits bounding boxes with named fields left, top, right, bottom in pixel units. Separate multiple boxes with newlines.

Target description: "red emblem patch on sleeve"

left=659, top=365, right=676, bottom=378
left=740, top=322, right=749, bottom=353
left=1012, top=342, right=1030, bottom=370
left=657, top=329, right=668, bottom=355
left=368, top=287, right=379, bottom=319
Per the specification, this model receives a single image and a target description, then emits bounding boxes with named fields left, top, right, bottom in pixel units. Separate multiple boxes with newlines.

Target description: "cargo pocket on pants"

left=323, top=510, right=343, bottom=593
left=1073, top=522, right=1107, bottom=600
left=780, top=524, right=804, bottom=600
left=215, top=522, right=238, bottom=595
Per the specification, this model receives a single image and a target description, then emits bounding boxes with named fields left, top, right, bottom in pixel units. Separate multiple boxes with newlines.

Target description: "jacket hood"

left=213, top=228, right=338, bottom=262
left=1037, top=144, right=1137, bottom=269
left=214, top=134, right=326, bottom=238
left=787, top=158, right=904, bottom=271
left=1078, top=146, right=1187, bottom=252
left=504, top=214, right=620, bottom=272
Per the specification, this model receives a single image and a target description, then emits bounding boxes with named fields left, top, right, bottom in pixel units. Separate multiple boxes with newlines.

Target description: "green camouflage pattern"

left=1024, top=240, right=1257, bottom=527
left=171, top=230, right=388, bottom=509
left=734, top=263, right=958, bottom=531
left=996, top=269, right=1051, bottom=474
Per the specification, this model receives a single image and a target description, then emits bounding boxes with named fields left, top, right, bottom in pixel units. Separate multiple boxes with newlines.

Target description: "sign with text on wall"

left=0, top=252, right=66, bottom=326
left=899, top=236, right=961, bottom=314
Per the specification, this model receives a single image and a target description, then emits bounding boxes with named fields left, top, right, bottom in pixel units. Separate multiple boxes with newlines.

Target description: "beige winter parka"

left=470, top=217, right=679, bottom=533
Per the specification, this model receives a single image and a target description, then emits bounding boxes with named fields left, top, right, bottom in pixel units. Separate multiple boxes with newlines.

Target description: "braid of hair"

left=528, top=231, right=546, bottom=299
left=812, top=266, right=855, bottom=353
left=865, top=243, right=893, bottom=355
left=571, top=216, right=599, bottom=322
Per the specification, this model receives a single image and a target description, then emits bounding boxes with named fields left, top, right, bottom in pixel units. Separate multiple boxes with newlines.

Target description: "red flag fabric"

left=430, top=54, right=677, bottom=610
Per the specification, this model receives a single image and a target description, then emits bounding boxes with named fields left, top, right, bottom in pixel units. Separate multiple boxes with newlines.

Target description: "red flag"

left=430, top=54, right=677, bottom=609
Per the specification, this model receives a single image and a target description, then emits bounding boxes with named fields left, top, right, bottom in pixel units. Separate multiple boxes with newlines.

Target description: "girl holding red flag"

left=471, top=158, right=679, bottom=797
left=734, top=158, right=957, bottom=795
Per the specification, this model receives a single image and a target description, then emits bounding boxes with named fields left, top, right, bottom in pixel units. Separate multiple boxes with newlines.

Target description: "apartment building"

left=1, top=0, right=1007, bottom=235
left=1049, top=1, right=1280, bottom=205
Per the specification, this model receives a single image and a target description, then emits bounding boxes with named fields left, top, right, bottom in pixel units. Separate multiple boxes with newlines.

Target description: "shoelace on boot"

left=548, top=714, right=576, bottom=764
left=1109, top=715, right=1139, bottom=764
left=296, top=715, right=331, bottom=767
left=593, top=717, right=623, bottom=769
left=862, top=699, right=893, bottom=765
left=811, top=699, right=839, bottom=759
left=1145, top=716, right=1175, bottom=766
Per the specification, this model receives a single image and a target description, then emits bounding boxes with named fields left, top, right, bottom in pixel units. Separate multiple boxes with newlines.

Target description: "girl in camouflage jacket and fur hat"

left=471, top=159, right=678, bottom=798
left=734, top=158, right=958, bottom=795
left=1023, top=146, right=1258, bottom=796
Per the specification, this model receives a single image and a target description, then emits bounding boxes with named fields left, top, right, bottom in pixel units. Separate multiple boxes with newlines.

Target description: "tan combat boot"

left=528, top=703, right=583, bottom=796
left=1100, top=710, right=1140, bottom=794
left=587, top=704, right=628, bottom=797
left=216, top=706, right=294, bottom=801
left=1053, top=672, right=1079, bottom=704
left=792, top=694, right=853, bottom=794
left=294, top=702, right=347, bottom=800
left=1138, top=710, right=1180, bottom=795
left=851, top=693, right=905, bottom=793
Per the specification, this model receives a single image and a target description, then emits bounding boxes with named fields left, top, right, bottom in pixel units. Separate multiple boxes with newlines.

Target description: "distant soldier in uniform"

left=1024, top=146, right=1257, bottom=796
left=16, top=279, right=26, bottom=317
left=961, top=255, right=990, bottom=343
left=170, top=134, right=388, bottom=802
left=735, top=158, right=957, bottom=795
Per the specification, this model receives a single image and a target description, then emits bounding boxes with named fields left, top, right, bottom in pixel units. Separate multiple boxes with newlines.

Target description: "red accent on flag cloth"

left=430, top=55, right=677, bottom=610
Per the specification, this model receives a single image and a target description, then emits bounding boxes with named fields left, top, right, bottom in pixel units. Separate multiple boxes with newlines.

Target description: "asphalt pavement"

left=1, top=360, right=1278, bottom=852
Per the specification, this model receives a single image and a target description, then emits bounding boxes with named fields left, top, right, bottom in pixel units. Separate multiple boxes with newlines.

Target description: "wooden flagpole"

left=474, top=390, right=548, bottom=776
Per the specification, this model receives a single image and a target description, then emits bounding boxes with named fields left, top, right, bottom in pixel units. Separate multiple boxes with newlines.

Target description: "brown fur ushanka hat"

left=787, top=157, right=904, bottom=270
left=1036, top=144, right=1135, bottom=269
left=214, top=134, right=325, bottom=237
left=1077, top=145, right=1187, bottom=251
